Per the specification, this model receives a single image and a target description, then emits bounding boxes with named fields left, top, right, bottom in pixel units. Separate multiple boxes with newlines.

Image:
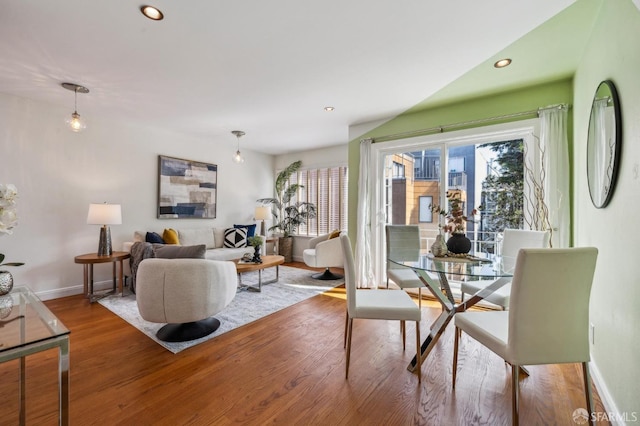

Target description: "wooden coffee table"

left=234, top=255, right=285, bottom=292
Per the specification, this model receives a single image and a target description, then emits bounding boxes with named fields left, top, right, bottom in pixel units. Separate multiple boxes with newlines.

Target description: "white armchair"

left=136, top=258, right=237, bottom=342
left=302, top=232, right=344, bottom=280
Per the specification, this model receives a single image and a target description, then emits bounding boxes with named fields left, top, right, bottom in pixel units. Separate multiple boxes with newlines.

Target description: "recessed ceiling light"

left=494, top=58, right=512, bottom=68
left=324, top=106, right=335, bottom=112
left=141, top=5, right=164, bottom=21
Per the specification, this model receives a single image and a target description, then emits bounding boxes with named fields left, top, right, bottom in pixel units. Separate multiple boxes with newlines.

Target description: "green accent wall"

left=573, top=0, right=640, bottom=418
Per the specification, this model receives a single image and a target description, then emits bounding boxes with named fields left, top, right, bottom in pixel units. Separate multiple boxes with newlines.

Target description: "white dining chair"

left=340, top=234, right=423, bottom=382
left=453, top=247, right=598, bottom=426
left=385, top=225, right=425, bottom=308
left=460, top=228, right=549, bottom=309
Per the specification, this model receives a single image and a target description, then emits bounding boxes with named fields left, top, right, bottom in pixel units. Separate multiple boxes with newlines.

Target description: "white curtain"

left=535, top=107, right=570, bottom=248
left=356, top=139, right=375, bottom=288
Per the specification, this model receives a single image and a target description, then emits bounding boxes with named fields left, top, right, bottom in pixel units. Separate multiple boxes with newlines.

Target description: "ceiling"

left=0, top=0, right=596, bottom=155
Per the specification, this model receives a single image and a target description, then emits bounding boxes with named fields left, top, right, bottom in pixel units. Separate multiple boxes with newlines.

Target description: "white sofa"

left=123, top=227, right=254, bottom=261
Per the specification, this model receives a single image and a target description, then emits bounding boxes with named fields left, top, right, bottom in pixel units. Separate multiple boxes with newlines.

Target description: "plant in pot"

left=257, top=161, right=317, bottom=263
left=431, top=190, right=477, bottom=254
left=247, top=235, right=264, bottom=263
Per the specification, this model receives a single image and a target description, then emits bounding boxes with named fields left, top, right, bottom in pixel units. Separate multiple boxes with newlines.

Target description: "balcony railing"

left=419, top=229, right=502, bottom=255
left=448, top=172, right=467, bottom=189
left=413, top=168, right=468, bottom=189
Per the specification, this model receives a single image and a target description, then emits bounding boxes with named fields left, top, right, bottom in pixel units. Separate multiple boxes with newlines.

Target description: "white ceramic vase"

left=430, top=234, right=448, bottom=257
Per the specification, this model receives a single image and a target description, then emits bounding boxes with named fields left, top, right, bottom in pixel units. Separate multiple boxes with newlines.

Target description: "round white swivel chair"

left=302, top=232, right=344, bottom=280
left=136, top=258, right=237, bottom=342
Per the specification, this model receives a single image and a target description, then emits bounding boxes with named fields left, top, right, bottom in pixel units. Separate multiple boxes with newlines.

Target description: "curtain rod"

left=366, top=103, right=570, bottom=144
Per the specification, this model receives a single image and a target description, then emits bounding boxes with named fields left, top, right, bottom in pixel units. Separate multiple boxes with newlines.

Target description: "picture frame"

left=158, top=155, right=217, bottom=219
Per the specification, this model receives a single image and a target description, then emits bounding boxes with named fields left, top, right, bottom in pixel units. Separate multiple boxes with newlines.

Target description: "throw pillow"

left=224, top=227, right=248, bottom=248
left=178, top=228, right=215, bottom=249
left=213, top=228, right=225, bottom=249
left=152, top=244, right=206, bottom=259
left=234, top=224, right=257, bottom=238
left=145, top=232, right=165, bottom=244
left=133, top=231, right=146, bottom=243
left=163, top=228, right=180, bottom=245
left=328, top=229, right=341, bottom=239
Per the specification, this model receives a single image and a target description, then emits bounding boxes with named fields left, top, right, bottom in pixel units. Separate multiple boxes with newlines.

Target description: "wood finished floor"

left=0, top=263, right=609, bottom=425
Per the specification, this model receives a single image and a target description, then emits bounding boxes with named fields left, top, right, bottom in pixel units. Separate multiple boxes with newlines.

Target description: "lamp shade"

left=87, top=203, right=122, bottom=225
left=255, top=206, right=271, bottom=221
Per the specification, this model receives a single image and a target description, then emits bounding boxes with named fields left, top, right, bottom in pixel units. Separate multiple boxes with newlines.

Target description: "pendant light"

left=62, top=82, right=89, bottom=132
left=231, top=130, right=245, bottom=163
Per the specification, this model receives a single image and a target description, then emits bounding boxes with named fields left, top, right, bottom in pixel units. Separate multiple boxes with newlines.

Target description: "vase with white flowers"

left=0, top=184, right=24, bottom=295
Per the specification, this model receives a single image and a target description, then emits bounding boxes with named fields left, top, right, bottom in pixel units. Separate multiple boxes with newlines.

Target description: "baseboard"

left=589, top=360, right=625, bottom=425
left=35, top=279, right=117, bottom=301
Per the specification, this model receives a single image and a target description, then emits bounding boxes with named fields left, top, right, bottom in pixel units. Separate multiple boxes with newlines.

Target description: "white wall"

left=275, top=144, right=348, bottom=170
left=0, top=93, right=274, bottom=299
left=573, top=0, right=640, bottom=419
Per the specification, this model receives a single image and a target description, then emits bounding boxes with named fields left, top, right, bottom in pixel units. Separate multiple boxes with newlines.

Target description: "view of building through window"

left=385, top=139, right=524, bottom=253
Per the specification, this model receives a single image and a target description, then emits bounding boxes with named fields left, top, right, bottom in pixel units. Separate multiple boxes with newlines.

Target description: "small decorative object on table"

left=0, top=184, right=24, bottom=296
left=247, top=235, right=264, bottom=263
left=431, top=190, right=477, bottom=255
left=446, top=233, right=472, bottom=254
left=0, top=294, right=13, bottom=319
left=430, top=233, right=448, bottom=257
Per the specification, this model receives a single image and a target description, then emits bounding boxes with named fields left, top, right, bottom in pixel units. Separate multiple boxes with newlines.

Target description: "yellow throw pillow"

left=163, top=228, right=180, bottom=245
left=328, top=229, right=341, bottom=239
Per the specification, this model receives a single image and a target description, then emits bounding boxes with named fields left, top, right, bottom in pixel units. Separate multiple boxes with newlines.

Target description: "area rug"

left=98, top=266, right=343, bottom=353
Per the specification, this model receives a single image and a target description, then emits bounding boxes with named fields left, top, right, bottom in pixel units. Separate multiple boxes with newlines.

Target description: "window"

left=448, top=156, right=464, bottom=172
left=418, top=196, right=433, bottom=223
left=392, top=161, right=405, bottom=178
left=291, top=166, right=348, bottom=236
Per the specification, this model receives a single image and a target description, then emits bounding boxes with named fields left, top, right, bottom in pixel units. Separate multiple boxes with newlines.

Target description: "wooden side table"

left=74, top=251, right=130, bottom=302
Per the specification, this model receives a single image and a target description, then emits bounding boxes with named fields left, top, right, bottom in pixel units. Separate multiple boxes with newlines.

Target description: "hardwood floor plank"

left=0, top=265, right=610, bottom=425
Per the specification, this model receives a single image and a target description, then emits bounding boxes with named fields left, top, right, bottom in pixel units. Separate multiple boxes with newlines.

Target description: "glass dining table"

left=389, top=251, right=514, bottom=372
left=0, top=287, right=70, bottom=425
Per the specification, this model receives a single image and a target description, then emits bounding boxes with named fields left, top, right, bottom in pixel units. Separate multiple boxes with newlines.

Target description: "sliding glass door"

left=382, top=138, right=525, bottom=255
left=369, top=120, right=537, bottom=286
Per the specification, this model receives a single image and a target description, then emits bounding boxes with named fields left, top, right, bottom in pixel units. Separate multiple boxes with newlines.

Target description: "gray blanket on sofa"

left=128, top=242, right=208, bottom=293
left=129, top=242, right=159, bottom=293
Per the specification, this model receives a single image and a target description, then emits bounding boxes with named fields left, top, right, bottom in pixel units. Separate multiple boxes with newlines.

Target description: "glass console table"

left=0, top=286, right=70, bottom=425
left=389, top=252, right=514, bottom=372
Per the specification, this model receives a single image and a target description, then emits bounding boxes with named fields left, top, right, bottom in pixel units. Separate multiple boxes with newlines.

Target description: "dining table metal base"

left=406, top=269, right=514, bottom=373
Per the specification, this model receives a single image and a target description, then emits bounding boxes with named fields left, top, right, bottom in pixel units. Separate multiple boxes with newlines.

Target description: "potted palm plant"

left=257, top=161, right=316, bottom=262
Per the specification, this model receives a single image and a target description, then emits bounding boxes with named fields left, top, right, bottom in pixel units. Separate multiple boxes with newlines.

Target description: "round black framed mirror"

left=587, top=80, right=622, bottom=208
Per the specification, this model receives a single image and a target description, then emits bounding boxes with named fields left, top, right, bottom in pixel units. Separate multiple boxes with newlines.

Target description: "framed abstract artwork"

left=158, top=155, right=217, bottom=219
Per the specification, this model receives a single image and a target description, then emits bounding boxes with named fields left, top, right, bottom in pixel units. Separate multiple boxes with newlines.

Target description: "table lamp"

left=87, top=203, right=122, bottom=256
left=254, top=206, right=271, bottom=236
